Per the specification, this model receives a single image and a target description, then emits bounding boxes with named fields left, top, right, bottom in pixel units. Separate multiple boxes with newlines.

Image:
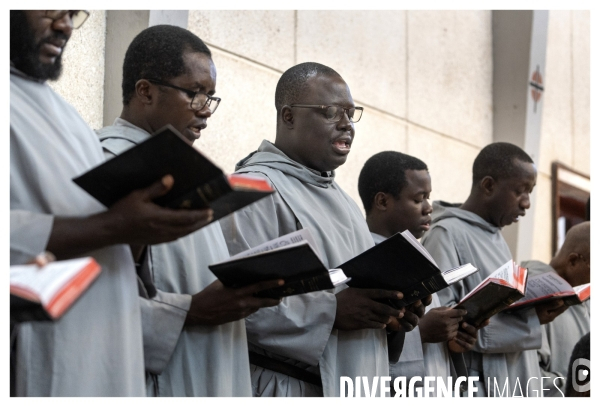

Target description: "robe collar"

left=235, top=140, right=335, bottom=188
left=431, top=200, right=501, bottom=234
left=97, top=118, right=153, bottom=145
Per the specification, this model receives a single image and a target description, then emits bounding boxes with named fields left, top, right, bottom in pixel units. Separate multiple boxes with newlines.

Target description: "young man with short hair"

left=97, top=25, right=282, bottom=396
left=421, top=142, right=566, bottom=396
left=359, top=151, right=481, bottom=396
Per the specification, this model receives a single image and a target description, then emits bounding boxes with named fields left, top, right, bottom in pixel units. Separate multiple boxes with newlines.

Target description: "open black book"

left=454, top=260, right=528, bottom=326
left=337, top=231, right=478, bottom=307
left=208, top=230, right=350, bottom=298
left=507, top=272, right=589, bottom=311
left=73, top=125, right=274, bottom=222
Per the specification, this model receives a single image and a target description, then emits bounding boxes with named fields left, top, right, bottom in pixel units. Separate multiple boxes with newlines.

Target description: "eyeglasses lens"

left=70, top=11, right=90, bottom=29
left=45, top=10, right=89, bottom=29
left=191, top=94, right=220, bottom=113
left=325, top=106, right=360, bottom=122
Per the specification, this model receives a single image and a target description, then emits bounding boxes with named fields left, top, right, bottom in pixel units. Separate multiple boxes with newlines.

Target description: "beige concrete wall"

left=49, top=10, right=106, bottom=130
left=533, top=10, right=590, bottom=262
left=47, top=10, right=588, bottom=262
left=408, top=11, right=493, bottom=149
left=187, top=10, right=492, bottom=214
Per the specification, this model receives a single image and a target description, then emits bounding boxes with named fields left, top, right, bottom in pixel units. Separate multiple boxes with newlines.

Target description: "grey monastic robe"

left=97, top=118, right=252, bottom=396
left=421, top=201, right=543, bottom=397
left=372, top=233, right=452, bottom=396
left=522, top=260, right=590, bottom=396
left=10, top=67, right=145, bottom=396
left=220, top=140, right=389, bottom=397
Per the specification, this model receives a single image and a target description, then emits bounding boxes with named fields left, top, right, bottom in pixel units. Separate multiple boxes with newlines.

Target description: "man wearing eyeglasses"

left=220, top=62, right=425, bottom=397
left=10, top=11, right=215, bottom=396
left=96, top=25, right=283, bottom=397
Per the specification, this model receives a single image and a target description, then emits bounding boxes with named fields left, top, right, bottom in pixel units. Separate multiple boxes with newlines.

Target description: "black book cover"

left=209, top=243, right=335, bottom=298
left=10, top=295, right=52, bottom=323
left=73, top=125, right=274, bottom=221
left=456, top=284, right=525, bottom=326
left=336, top=233, right=448, bottom=307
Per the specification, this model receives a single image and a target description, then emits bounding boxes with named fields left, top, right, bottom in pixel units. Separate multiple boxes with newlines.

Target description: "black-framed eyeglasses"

left=147, top=78, right=221, bottom=114
left=290, top=104, right=363, bottom=123
left=43, top=11, right=90, bottom=29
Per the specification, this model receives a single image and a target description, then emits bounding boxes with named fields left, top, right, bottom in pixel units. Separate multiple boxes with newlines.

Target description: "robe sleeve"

left=10, top=209, right=54, bottom=265
left=389, top=328, right=425, bottom=378
left=140, top=290, right=191, bottom=374
left=421, top=225, right=466, bottom=306
left=220, top=190, right=336, bottom=366
left=475, top=308, right=542, bottom=353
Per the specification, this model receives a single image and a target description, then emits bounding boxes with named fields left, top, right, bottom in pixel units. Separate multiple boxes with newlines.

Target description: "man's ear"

left=374, top=192, right=391, bottom=211
left=567, top=252, right=580, bottom=267
left=280, top=105, right=294, bottom=129
left=480, top=176, right=496, bottom=196
left=134, top=79, right=154, bottom=105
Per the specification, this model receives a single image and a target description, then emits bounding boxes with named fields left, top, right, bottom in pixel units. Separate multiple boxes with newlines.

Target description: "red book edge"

left=45, top=259, right=102, bottom=319
left=227, top=174, right=273, bottom=192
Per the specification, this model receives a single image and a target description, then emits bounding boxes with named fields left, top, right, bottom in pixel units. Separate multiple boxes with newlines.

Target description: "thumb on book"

left=142, top=175, right=175, bottom=200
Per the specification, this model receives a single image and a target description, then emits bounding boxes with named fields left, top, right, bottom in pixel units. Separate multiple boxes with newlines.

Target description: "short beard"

left=10, top=10, right=66, bottom=81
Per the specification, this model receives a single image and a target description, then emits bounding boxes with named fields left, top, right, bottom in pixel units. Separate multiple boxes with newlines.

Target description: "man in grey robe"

left=359, top=151, right=483, bottom=396
left=220, top=62, right=423, bottom=397
left=523, top=221, right=590, bottom=396
left=421, top=142, right=568, bottom=397
left=10, top=11, right=213, bottom=396
left=97, top=25, right=282, bottom=396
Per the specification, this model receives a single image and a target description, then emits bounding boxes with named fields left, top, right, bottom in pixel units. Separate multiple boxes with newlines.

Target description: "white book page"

left=458, top=260, right=513, bottom=303
left=442, top=263, right=478, bottom=285
left=488, top=260, right=513, bottom=283
left=573, top=283, right=590, bottom=301
left=574, top=283, right=590, bottom=295
left=10, top=258, right=93, bottom=306
left=400, top=230, right=438, bottom=267
left=516, top=272, right=574, bottom=303
left=328, top=268, right=350, bottom=286
left=228, top=229, right=320, bottom=261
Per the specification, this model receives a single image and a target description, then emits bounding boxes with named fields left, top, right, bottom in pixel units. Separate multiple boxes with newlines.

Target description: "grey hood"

left=430, top=200, right=501, bottom=234
left=235, top=140, right=334, bottom=188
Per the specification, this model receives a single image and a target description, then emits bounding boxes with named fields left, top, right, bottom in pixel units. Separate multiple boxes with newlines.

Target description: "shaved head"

left=559, top=221, right=590, bottom=258
left=551, top=221, right=590, bottom=286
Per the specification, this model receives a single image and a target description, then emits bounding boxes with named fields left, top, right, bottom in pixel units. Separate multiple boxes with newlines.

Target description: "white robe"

left=522, top=260, right=590, bottom=397
left=97, top=118, right=252, bottom=396
left=220, top=140, right=389, bottom=397
left=10, top=67, right=145, bottom=396
left=421, top=201, right=543, bottom=397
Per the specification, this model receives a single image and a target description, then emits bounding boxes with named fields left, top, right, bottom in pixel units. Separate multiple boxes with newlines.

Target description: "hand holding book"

left=185, top=278, right=284, bottom=326
left=418, top=307, right=468, bottom=343
left=454, top=260, right=527, bottom=326
left=337, top=231, right=478, bottom=308
left=534, top=298, right=568, bottom=325
left=334, top=287, right=405, bottom=331
left=209, top=230, right=351, bottom=298
left=74, top=125, right=275, bottom=224
left=447, top=319, right=489, bottom=353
